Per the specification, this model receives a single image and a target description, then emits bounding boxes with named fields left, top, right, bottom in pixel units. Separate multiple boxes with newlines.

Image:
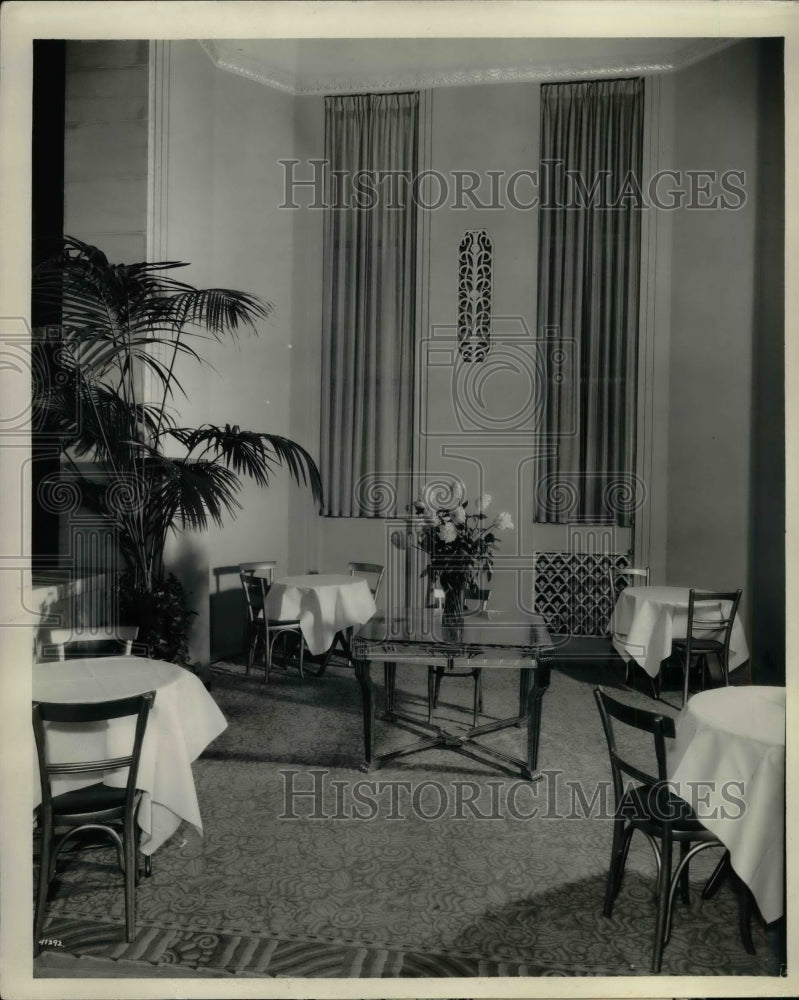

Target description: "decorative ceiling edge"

left=199, top=37, right=741, bottom=96
left=199, top=39, right=297, bottom=94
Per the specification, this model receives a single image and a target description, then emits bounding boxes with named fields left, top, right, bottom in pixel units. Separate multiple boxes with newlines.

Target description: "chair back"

left=608, top=565, right=650, bottom=602
left=607, top=567, right=649, bottom=638
left=39, top=626, right=143, bottom=662
left=32, top=691, right=155, bottom=817
left=685, top=589, right=741, bottom=651
left=239, top=571, right=266, bottom=624
left=594, top=686, right=675, bottom=805
left=348, top=562, right=385, bottom=601
left=239, top=561, right=276, bottom=584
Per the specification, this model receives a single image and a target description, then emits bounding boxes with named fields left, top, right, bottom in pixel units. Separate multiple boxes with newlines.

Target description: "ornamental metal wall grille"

left=457, top=230, right=492, bottom=362
left=533, top=551, right=632, bottom=637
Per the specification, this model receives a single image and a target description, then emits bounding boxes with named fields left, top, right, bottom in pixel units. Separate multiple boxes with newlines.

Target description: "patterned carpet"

left=33, top=651, right=781, bottom=980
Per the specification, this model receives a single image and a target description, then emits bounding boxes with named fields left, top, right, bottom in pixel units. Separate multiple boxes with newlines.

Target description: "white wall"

left=664, top=38, right=784, bottom=677
left=157, top=41, right=307, bottom=661
left=666, top=41, right=758, bottom=611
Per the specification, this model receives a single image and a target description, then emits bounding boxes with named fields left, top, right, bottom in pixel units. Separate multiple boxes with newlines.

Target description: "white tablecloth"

left=32, top=657, right=227, bottom=854
left=667, top=686, right=785, bottom=922
left=263, top=573, right=376, bottom=656
left=610, top=585, right=749, bottom=679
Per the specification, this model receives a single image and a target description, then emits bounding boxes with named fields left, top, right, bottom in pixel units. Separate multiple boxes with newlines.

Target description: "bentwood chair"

left=32, top=692, right=155, bottom=956
left=608, top=566, right=650, bottom=605
left=593, top=686, right=725, bottom=973
left=429, top=658, right=484, bottom=728
left=428, top=596, right=487, bottom=727
left=321, top=562, right=386, bottom=674
left=239, top=571, right=305, bottom=681
left=38, top=626, right=145, bottom=662
left=607, top=566, right=651, bottom=691
left=672, top=589, right=742, bottom=707
left=347, top=562, right=386, bottom=602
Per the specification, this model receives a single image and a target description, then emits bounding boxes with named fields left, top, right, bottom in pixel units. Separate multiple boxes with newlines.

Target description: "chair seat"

left=254, top=610, right=302, bottom=627
left=50, top=781, right=126, bottom=813
left=673, top=637, right=724, bottom=653
left=621, top=783, right=713, bottom=837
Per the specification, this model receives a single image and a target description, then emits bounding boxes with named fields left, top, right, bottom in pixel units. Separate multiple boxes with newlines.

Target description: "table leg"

left=517, top=669, right=531, bottom=725
left=525, top=659, right=551, bottom=773
left=354, top=659, right=375, bottom=770
left=384, top=662, right=396, bottom=714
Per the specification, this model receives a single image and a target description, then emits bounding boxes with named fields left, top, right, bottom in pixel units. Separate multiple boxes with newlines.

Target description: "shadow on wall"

left=211, top=565, right=246, bottom=662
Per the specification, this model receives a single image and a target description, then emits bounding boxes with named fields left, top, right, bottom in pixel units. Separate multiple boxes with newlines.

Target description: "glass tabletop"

left=354, top=607, right=553, bottom=653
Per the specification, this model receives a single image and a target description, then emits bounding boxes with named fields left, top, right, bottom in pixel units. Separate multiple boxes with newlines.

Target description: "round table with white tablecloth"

left=667, top=685, right=785, bottom=923
left=262, top=573, right=376, bottom=656
left=32, top=656, right=227, bottom=855
left=610, top=585, right=749, bottom=680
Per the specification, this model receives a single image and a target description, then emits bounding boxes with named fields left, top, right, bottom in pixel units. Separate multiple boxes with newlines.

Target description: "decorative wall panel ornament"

left=457, top=230, right=492, bottom=362
left=533, top=550, right=631, bottom=637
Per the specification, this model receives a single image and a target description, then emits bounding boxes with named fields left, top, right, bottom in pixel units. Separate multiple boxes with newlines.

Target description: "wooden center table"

left=352, top=607, right=554, bottom=780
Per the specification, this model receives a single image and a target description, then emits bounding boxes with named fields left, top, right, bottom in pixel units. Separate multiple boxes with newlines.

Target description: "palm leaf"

left=169, top=424, right=323, bottom=503
left=142, top=451, right=243, bottom=531
left=32, top=236, right=325, bottom=590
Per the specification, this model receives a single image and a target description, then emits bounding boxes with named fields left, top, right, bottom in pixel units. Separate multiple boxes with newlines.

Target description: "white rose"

left=496, top=512, right=514, bottom=530
left=452, top=505, right=466, bottom=525
left=476, top=493, right=492, bottom=512
left=438, top=522, right=458, bottom=543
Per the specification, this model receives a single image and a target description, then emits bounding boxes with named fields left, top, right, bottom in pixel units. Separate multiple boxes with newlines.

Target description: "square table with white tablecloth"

left=32, top=657, right=227, bottom=855
left=262, top=573, right=376, bottom=656
left=610, top=585, right=749, bottom=680
left=667, top=685, right=785, bottom=923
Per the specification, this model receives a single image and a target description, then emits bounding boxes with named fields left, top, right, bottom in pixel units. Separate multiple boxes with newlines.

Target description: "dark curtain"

left=320, top=92, right=418, bottom=517
left=535, top=78, right=644, bottom=526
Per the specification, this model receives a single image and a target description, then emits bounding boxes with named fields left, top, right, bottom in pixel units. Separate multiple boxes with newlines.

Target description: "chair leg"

left=652, top=828, right=673, bottom=973
left=33, top=824, right=52, bottom=957
left=297, top=636, right=305, bottom=679
left=702, top=851, right=730, bottom=900
left=245, top=627, right=255, bottom=675
left=603, top=817, right=629, bottom=917
left=427, top=667, right=436, bottom=724
left=739, top=882, right=756, bottom=955
left=678, top=840, right=691, bottom=905
left=264, top=634, right=273, bottom=684
left=472, top=671, right=480, bottom=728
left=433, top=667, right=444, bottom=709
left=681, top=650, right=691, bottom=707
left=650, top=672, right=661, bottom=700
left=123, top=818, right=136, bottom=941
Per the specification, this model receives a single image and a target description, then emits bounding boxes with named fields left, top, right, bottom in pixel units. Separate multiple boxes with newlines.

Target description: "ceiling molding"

left=199, top=39, right=296, bottom=93
left=199, top=37, right=739, bottom=96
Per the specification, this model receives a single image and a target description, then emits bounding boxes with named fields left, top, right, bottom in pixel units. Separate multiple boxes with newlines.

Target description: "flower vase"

left=443, top=584, right=465, bottom=621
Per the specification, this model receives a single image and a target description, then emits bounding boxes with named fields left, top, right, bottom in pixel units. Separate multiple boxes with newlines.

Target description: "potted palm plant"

left=32, top=236, right=323, bottom=661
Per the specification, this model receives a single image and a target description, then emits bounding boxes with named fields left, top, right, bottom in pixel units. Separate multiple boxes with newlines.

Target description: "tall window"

left=320, top=92, right=419, bottom=517
left=535, top=78, right=644, bottom=527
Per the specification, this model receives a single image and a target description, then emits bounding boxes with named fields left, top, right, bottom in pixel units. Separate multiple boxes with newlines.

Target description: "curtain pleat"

left=321, top=93, right=419, bottom=517
left=535, top=79, right=643, bottom=526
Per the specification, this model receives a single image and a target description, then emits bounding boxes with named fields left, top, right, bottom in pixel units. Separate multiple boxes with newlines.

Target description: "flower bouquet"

left=409, top=485, right=514, bottom=618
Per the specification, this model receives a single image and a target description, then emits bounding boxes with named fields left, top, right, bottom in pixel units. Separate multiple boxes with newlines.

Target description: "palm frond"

left=168, top=425, right=324, bottom=504
left=32, top=236, right=324, bottom=592
left=142, top=451, right=243, bottom=531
